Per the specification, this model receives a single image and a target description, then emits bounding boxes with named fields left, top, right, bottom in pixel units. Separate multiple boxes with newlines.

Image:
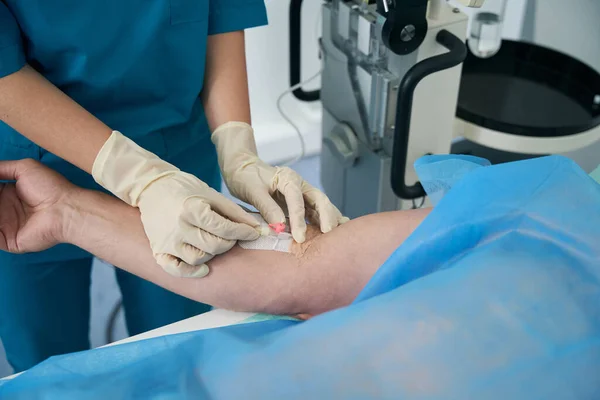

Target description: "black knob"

left=382, top=11, right=428, bottom=55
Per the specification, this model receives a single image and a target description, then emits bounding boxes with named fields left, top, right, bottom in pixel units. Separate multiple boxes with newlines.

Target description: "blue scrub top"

left=0, top=0, right=267, bottom=165
left=0, top=0, right=267, bottom=263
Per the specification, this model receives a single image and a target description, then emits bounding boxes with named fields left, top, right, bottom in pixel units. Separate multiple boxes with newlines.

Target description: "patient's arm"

left=66, top=189, right=429, bottom=316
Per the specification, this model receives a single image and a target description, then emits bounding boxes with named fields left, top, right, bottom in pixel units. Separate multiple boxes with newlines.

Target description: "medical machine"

left=289, top=0, right=600, bottom=218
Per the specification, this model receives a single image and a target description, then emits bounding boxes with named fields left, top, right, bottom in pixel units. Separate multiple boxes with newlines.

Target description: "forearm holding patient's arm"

left=0, top=66, right=112, bottom=172
left=65, top=189, right=429, bottom=316
left=202, top=31, right=252, bottom=130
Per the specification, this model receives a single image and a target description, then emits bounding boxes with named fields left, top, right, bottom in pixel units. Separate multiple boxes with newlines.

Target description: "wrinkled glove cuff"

left=211, top=121, right=261, bottom=176
left=92, top=131, right=180, bottom=206
left=211, top=121, right=253, bottom=138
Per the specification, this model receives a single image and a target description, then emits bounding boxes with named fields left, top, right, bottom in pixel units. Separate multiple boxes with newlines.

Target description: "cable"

left=105, top=297, right=123, bottom=345
left=277, top=4, right=323, bottom=167
left=411, top=196, right=426, bottom=209
left=313, top=3, right=322, bottom=45
left=277, top=68, right=323, bottom=167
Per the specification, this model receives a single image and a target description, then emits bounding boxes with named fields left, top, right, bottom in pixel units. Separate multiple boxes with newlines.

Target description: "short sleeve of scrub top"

left=208, top=0, right=268, bottom=35
left=0, top=1, right=268, bottom=77
left=0, top=3, right=26, bottom=78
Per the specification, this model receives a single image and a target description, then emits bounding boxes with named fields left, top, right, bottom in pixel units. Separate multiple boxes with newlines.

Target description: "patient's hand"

left=0, top=159, right=76, bottom=253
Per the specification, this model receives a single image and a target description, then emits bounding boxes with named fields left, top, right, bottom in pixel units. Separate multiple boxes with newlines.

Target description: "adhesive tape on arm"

left=237, top=212, right=293, bottom=253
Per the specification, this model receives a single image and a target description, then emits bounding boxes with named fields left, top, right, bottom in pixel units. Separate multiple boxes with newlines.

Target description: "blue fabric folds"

left=1, top=155, right=599, bottom=399
left=413, top=154, right=491, bottom=206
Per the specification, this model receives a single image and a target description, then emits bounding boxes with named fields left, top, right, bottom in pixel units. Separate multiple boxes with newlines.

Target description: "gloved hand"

left=211, top=122, right=348, bottom=243
left=92, top=131, right=260, bottom=278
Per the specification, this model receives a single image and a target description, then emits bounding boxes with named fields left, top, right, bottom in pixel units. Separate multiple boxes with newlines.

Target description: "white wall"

left=245, top=0, right=324, bottom=164
left=451, top=0, right=600, bottom=69
left=528, top=0, right=600, bottom=71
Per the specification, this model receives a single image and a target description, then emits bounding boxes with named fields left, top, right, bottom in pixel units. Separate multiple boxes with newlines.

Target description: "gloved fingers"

left=305, top=201, right=340, bottom=234
left=182, top=197, right=259, bottom=241
left=206, top=191, right=262, bottom=229
left=303, top=182, right=345, bottom=233
left=305, top=208, right=349, bottom=228
left=279, top=184, right=307, bottom=244
left=250, top=190, right=287, bottom=226
left=273, top=167, right=308, bottom=243
left=155, top=253, right=210, bottom=278
left=175, top=242, right=215, bottom=266
left=272, top=191, right=290, bottom=217
left=184, top=224, right=237, bottom=256
left=320, top=204, right=345, bottom=233
left=305, top=208, right=321, bottom=227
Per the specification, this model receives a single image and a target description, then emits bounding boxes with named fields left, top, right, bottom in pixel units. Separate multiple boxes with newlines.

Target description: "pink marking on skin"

left=269, top=223, right=286, bottom=234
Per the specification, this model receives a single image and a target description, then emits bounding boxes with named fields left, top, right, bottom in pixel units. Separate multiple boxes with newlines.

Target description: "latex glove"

left=211, top=122, right=348, bottom=243
left=92, top=131, right=260, bottom=278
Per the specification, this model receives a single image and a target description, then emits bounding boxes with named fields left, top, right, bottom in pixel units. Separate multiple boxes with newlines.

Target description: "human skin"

left=0, top=159, right=430, bottom=317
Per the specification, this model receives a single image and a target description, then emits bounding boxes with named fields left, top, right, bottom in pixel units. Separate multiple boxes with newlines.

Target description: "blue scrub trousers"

left=0, top=134, right=219, bottom=373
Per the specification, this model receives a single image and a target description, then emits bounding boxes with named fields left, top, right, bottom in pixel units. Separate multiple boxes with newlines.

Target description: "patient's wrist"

left=57, top=188, right=96, bottom=245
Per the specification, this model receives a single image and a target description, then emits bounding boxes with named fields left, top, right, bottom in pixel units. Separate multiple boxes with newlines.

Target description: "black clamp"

left=379, top=0, right=428, bottom=55
left=390, top=30, right=468, bottom=199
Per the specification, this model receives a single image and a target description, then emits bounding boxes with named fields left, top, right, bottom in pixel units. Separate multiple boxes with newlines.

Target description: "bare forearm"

left=0, top=66, right=111, bottom=172
left=292, top=208, right=431, bottom=315
left=64, top=188, right=429, bottom=316
left=64, top=189, right=301, bottom=313
left=201, top=31, right=252, bottom=130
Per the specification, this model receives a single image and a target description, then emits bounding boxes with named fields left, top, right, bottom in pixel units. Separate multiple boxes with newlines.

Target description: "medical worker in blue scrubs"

left=0, top=1, right=346, bottom=372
